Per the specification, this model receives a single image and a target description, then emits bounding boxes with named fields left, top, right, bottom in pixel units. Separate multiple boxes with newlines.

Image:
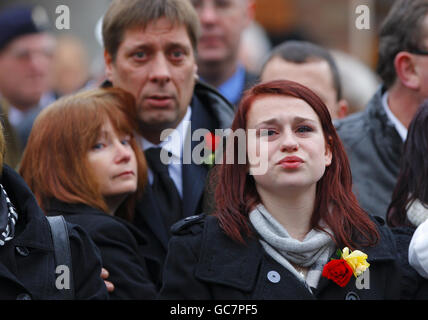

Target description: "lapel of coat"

left=195, top=216, right=263, bottom=291
left=181, top=96, right=214, bottom=218
left=135, top=187, right=170, bottom=251
left=3, top=204, right=54, bottom=297
left=0, top=252, right=29, bottom=295
left=367, top=88, right=403, bottom=175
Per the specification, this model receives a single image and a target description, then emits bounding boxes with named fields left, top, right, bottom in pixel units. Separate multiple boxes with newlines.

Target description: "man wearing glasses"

left=335, top=0, right=428, bottom=219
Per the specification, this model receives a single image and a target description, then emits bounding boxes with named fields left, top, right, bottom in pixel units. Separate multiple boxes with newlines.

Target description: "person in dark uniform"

left=20, top=88, right=157, bottom=299
left=0, top=5, right=56, bottom=168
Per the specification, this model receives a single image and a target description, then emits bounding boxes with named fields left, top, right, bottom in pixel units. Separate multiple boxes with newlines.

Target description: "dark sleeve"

left=391, top=226, right=428, bottom=299
left=158, top=233, right=211, bottom=299
left=89, top=221, right=157, bottom=299
left=67, top=223, right=109, bottom=300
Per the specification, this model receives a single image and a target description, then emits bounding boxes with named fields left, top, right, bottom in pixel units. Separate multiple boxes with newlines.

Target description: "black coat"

left=159, top=214, right=428, bottom=300
left=0, top=165, right=108, bottom=300
left=133, top=80, right=235, bottom=289
left=46, top=200, right=158, bottom=299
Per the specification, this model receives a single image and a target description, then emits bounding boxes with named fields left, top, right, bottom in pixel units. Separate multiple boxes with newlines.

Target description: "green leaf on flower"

left=202, top=153, right=215, bottom=167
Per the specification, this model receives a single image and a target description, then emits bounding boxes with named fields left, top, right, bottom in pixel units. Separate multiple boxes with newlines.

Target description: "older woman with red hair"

left=159, top=80, right=425, bottom=300
left=20, top=88, right=157, bottom=299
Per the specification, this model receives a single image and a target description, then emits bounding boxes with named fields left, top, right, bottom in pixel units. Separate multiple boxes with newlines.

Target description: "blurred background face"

left=246, top=95, right=332, bottom=195
left=0, top=33, right=55, bottom=110
left=261, top=58, right=343, bottom=119
left=192, top=0, right=252, bottom=64
left=87, top=120, right=138, bottom=200
left=51, top=36, right=90, bottom=97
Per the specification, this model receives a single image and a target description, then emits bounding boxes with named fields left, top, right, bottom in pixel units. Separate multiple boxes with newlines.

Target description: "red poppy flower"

left=204, top=132, right=221, bottom=152
left=322, top=259, right=353, bottom=287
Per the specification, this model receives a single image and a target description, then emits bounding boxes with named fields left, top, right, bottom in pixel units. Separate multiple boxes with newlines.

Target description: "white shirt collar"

left=1, top=92, right=54, bottom=127
left=140, top=106, right=192, bottom=160
left=382, top=91, right=407, bottom=142
left=8, top=107, right=26, bottom=127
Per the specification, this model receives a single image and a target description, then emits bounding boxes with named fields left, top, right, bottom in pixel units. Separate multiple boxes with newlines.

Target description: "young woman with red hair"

left=159, top=80, right=425, bottom=299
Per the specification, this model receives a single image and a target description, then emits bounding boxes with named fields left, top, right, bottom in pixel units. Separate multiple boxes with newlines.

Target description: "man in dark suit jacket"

left=191, top=0, right=258, bottom=107
left=102, top=0, right=234, bottom=289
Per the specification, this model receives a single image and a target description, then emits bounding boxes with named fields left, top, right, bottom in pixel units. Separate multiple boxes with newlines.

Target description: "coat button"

left=16, top=293, right=32, bottom=300
left=15, top=246, right=30, bottom=257
left=345, top=291, right=360, bottom=300
left=267, top=270, right=281, bottom=283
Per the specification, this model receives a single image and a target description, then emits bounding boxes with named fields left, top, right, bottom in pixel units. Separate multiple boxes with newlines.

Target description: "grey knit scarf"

left=249, top=204, right=335, bottom=290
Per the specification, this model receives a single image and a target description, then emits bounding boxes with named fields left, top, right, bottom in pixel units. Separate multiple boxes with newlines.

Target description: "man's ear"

left=104, top=50, right=114, bottom=81
left=194, top=63, right=198, bottom=76
left=193, top=62, right=199, bottom=80
left=394, top=51, right=420, bottom=90
left=336, top=99, right=349, bottom=119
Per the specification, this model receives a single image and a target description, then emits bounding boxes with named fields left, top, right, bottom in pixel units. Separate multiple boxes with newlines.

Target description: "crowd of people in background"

left=0, top=0, right=427, bottom=300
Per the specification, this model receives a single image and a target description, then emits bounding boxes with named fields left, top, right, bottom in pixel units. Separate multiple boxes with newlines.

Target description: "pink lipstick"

left=278, top=156, right=303, bottom=169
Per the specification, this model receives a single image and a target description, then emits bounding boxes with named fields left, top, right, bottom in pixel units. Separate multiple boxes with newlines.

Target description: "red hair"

left=19, top=87, right=147, bottom=221
left=214, top=80, right=379, bottom=249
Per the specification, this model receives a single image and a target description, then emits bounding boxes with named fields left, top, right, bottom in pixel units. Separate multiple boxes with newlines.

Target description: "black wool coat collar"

left=1, top=165, right=53, bottom=251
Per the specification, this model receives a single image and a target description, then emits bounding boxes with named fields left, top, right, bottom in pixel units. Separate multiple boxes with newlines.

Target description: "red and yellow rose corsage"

left=322, top=247, right=370, bottom=287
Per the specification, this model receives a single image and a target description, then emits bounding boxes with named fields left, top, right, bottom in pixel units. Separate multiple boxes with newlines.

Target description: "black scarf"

left=0, top=183, right=17, bottom=245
